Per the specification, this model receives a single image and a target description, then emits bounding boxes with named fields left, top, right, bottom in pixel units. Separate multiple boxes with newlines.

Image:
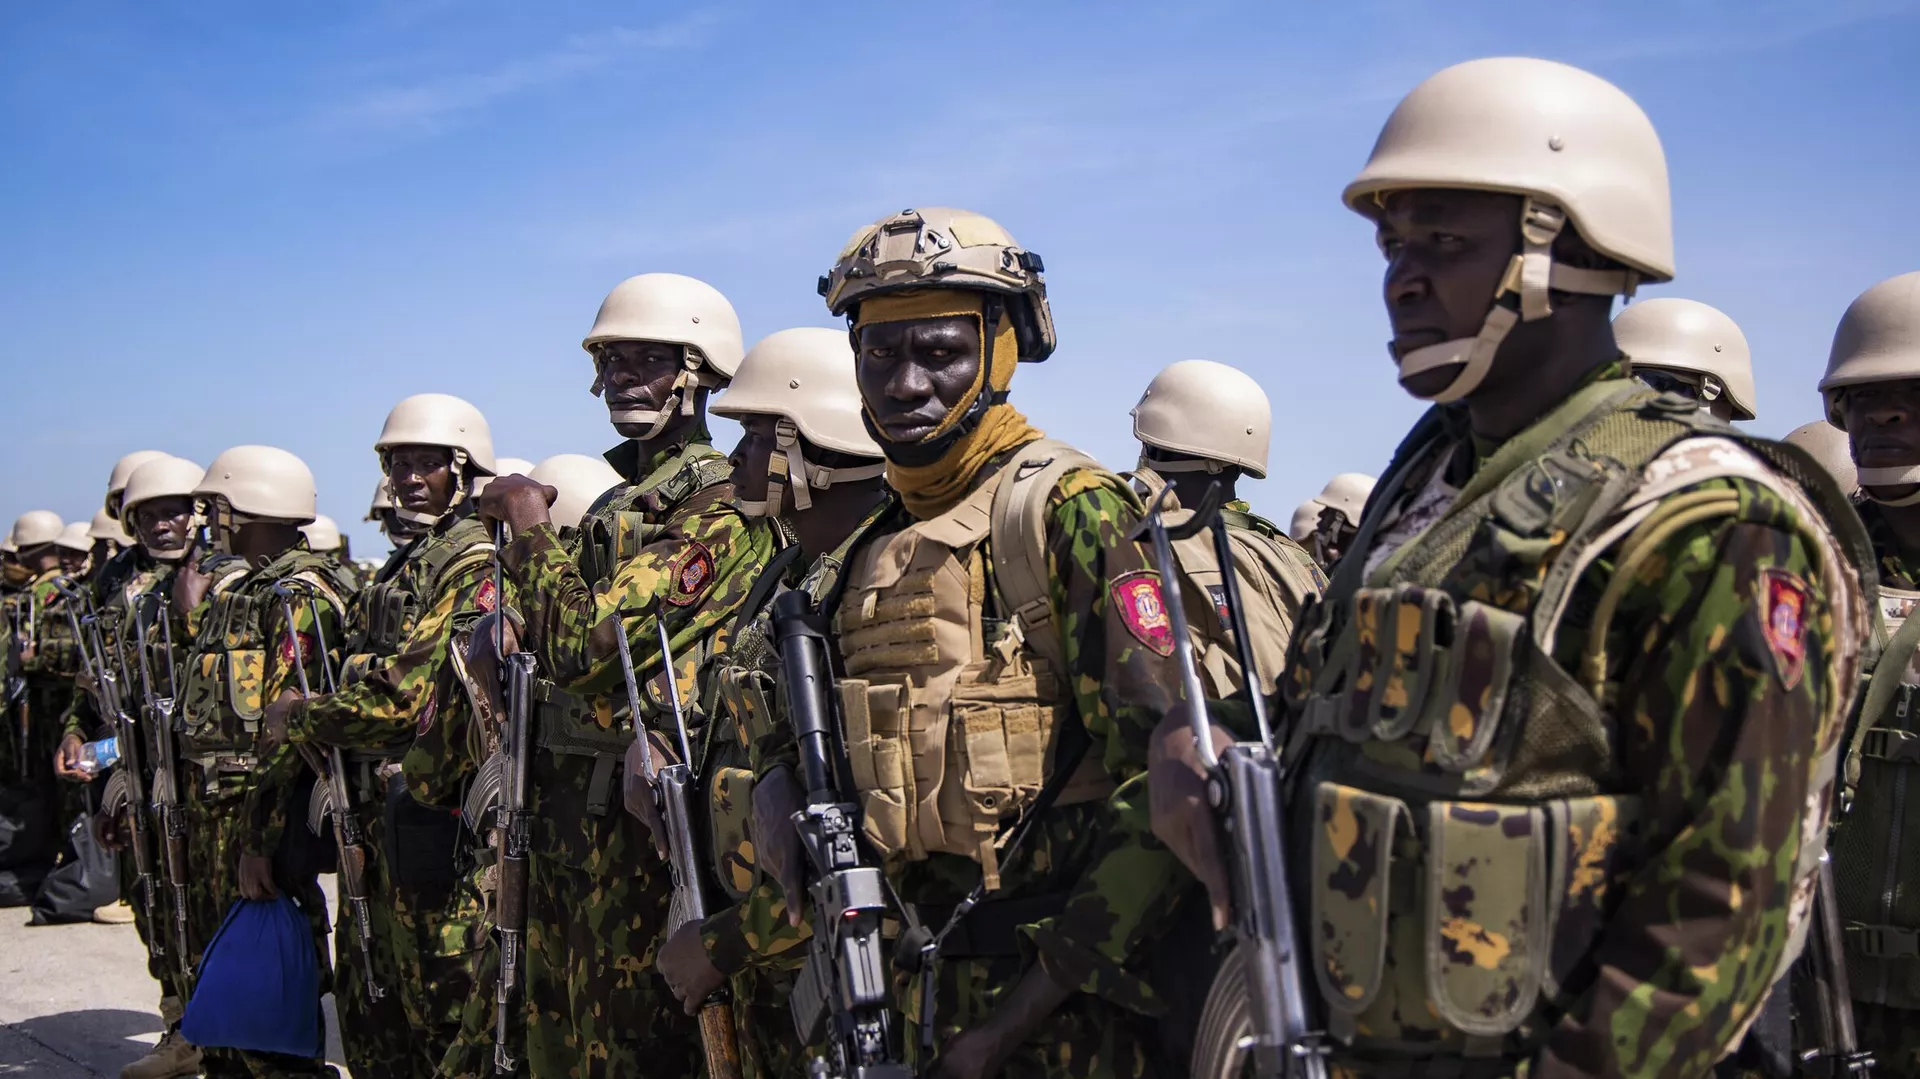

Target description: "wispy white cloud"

left=313, top=9, right=724, bottom=139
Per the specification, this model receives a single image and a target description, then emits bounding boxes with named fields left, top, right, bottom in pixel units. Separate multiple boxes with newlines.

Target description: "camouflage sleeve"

left=241, top=586, right=350, bottom=858
left=1021, top=469, right=1187, bottom=1012
left=1535, top=477, right=1840, bottom=1079
left=287, top=558, right=493, bottom=750
left=700, top=880, right=810, bottom=977
left=501, top=497, right=774, bottom=698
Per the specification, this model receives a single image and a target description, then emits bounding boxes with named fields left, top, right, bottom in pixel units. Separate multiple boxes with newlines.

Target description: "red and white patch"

left=1760, top=568, right=1808, bottom=690
left=1111, top=572, right=1175, bottom=657
left=475, top=577, right=498, bottom=613
left=666, top=541, right=715, bottom=607
left=279, top=630, right=318, bottom=669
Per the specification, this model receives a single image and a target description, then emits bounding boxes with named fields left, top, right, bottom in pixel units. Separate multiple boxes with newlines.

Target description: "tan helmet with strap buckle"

left=196, top=445, right=317, bottom=526
left=1132, top=359, right=1272, bottom=478
left=1614, top=297, right=1756, bottom=420
left=584, top=273, right=744, bottom=439
left=105, top=450, right=170, bottom=520
left=712, top=327, right=885, bottom=515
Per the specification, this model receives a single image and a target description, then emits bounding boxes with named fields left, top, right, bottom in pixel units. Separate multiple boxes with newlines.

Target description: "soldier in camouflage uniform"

left=1814, top=270, right=1920, bottom=1075
left=472, top=271, right=775, bottom=1078
left=752, top=207, right=1190, bottom=1079
left=1303, top=472, right=1374, bottom=570
left=645, top=326, right=892, bottom=1077
left=2, top=511, right=78, bottom=902
left=175, top=446, right=352, bottom=1079
left=1615, top=297, right=1757, bottom=424
left=1126, top=358, right=1324, bottom=700
left=1150, top=58, right=1873, bottom=1079
left=259, top=395, right=499, bottom=1079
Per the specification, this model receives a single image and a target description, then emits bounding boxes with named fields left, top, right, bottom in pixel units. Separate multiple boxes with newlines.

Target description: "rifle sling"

left=914, top=892, right=1069, bottom=959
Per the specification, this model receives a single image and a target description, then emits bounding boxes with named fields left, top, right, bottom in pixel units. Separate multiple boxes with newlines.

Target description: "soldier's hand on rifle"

left=53, top=731, right=88, bottom=780
left=93, top=809, right=126, bottom=851
left=237, top=853, right=280, bottom=900
left=465, top=611, right=522, bottom=695
left=927, top=963, right=1074, bottom=1079
left=473, top=474, right=558, bottom=536
left=259, top=690, right=299, bottom=757
left=622, top=730, right=680, bottom=858
left=174, top=556, right=213, bottom=620
left=656, top=920, right=725, bottom=1015
left=752, top=765, right=807, bottom=926
left=1148, top=706, right=1235, bottom=931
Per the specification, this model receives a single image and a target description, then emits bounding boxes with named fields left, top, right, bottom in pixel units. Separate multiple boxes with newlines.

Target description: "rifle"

left=132, top=591, right=193, bottom=976
left=770, top=589, right=910, bottom=1079
left=7, top=595, right=32, bottom=781
left=1128, top=483, right=1327, bottom=1079
left=56, top=578, right=164, bottom=962
left=270, top=582, right=384, bottom=1003
left=1796, top=852, right=1873, bottom=1077
left=461, top=529, right=536, bottom=1077
left=611, top=598, right=742, bottom=1079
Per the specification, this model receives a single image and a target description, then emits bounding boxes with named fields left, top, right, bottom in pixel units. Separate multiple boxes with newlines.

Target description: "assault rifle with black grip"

left=132, top=591, right=193, bottom=975
left=611, top=598, right=742, bottom=1079
left=1796, top=852, right=1874, bottom=1078
left=56, top=578, right=164, bottom=963
left=271, top=581, right=384, bottom=1002
left=770, top=588, right=910, bottom=1079
left=1129, top=483, right=1327, bottom=1079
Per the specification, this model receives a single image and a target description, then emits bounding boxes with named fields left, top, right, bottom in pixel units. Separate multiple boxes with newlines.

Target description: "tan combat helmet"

left=374, top=393, right=497, bottom=526
left=475, top=457, right=535, bottom=498
left=1132, top=359, right=1272, bottom=477
left=1784, top=421, right=1858, bottom=494
left=122, top=456, right=207, bottom=562
left=1346, top=57, right=1672, bottom=403
left=1612, top=298, right=1756, bottom=421
left=9, top=510, right=64, bottom=551
left=1317, top=473, right=1377, bottom=528
left=104, top=450, right=170, bottom=520
left=301, top=515, right=343, bottom=553
left=54, top=521, right=93, bottom=554
left=583, top=273, right=744, bottom=438
left=1291, top=498, right=1328, bottom=542
left=1821, top=271, right=1920, bottom=498
left=820, top=207, right=1055, bottom=362
left=196, top=446, right=317, bottom=529
left=712, top=327, right=886, bottom=515
left=88, top=509, right=133, bottom=546
left=527, top=454, right=624, bottom=531
left=366, top=477, right=394, bottom=521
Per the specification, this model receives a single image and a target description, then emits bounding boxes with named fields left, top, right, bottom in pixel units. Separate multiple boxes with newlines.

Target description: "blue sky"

left=3, top=1, right=1917, bottom=555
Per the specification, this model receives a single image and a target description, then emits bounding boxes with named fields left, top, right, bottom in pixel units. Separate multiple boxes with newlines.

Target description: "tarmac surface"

left=0, top=879, right=349, bottom=1078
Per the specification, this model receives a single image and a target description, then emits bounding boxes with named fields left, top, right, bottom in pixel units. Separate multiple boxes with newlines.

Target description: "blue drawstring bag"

left=179, top=896, right=324, bottom=1058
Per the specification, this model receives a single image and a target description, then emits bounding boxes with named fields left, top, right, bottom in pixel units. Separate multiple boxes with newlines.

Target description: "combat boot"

left=120, top=1028, right=202, bottom=1079
left=93, top=899, right=136, bottom=924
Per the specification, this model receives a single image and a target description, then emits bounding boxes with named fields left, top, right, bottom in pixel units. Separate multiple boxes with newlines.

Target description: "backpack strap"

left=1844, top=607, right=1920, bottom=809
left=987, top=438, right=1103, bottom=677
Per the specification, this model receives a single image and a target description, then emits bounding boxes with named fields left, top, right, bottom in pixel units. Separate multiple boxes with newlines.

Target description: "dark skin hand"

left=597, top=339, right=708, bottom=443
left=260, top=688, right=299, bottom=758
left=176, top=520, right=302, bottom=618
left=1845, top=379, right=1920, bottom=546
left=238, top=853, right=280, bottom=899
left=1370, top=188, right=1619, bottom=441
left=1147, top=707, right=1236, bottom=931
left=54, top=731, right=88, bottom=780
left=132, top=495, right=197, bottom=560
left=854, top=314, right=983, bottom=447
left=753, top=765, right=807, bottom=925
left=656, top=920, right=726, bottom=1015
left=925, top=963, right=1076, bottom=1079
left=473, top=475, right=559, bottom=537
left=462, top=610, right=523, bottom=713
left=620, top=727, right=684, bottom=859
left=385, top=444, right=457, bottom=521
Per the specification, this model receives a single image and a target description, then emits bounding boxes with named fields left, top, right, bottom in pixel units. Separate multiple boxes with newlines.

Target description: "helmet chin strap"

left=605, top=349, right=718, bottom=440
left=1395, top=198, right=1638, bottom=404
left=388, top=451, right=472, bottom=527
left=1860, top=463, right=1920, bottom=505
left=737, top=419, right=885, bottom=519
left=1138, top=450, right=1228, bottom=475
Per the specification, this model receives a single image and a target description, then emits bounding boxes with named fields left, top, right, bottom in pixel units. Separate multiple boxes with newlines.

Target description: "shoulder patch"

left=475, top=577, right=498, bottom=613
left=417, top=688, right=438, bottom=736
left=665, top=540, right=716, bottom=607
left=1760, top=568, right=1808, bottom=690
left=280, top=629, right=319, bottom=669
left=1111, top=570, right=1175, bottom=657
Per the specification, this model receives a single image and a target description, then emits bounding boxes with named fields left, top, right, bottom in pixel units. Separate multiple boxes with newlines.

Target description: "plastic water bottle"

left=76, top=736, right=120, bottom=777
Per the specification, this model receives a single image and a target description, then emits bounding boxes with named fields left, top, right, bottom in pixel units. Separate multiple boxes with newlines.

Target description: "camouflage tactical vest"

left=178, top=549, right=356, bottom=778
left=1126, top=468, right=1324, bottom=698
left=833, top=440, right=1118, bottom=890
left=537, top=439, right=733, bottom=818
left=1831, top=543, right=1920, bottom=1008
left=14, top=570, right=83, bottom=680
left=1283, top=379, right=1870, bottom=1061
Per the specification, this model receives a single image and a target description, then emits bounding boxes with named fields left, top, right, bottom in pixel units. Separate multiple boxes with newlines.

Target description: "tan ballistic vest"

left=1285, top=382, right=1869, bottom=1059
left=834, top=439, right=1117, bottom=889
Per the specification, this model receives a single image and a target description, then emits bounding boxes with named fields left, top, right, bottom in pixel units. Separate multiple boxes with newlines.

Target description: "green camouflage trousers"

left=117, top=816, right=191, bottom=1010
left=1856, top=1003, right=1920, bottom=1078
left=332, top=787, right=481, bottom=1079
left=897, top=952, right=1158, bottom=1079
left=180, top=774, right=334, bottom=1079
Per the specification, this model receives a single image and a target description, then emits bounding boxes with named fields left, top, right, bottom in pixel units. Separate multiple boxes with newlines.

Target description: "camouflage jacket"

left=501, top=430, right=777, bottom=869
left=827, top=448, right=1185, bottom=1017
left=175, top=545, right=352, bottom=857
left=698, top=498, right=894, bottom=980
left=1280, top=370, right=1868, bottom=1078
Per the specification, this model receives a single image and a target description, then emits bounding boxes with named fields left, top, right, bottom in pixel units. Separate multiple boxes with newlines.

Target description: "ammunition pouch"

left=535, top=683, right=631, bottom=817
left=383, top=771, right=464, bottom=907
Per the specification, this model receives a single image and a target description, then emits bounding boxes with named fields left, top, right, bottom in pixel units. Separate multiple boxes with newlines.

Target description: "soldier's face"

left=131, top=496, right=196, bottom=555
left=730, top=414, right=776, bottom=507
left=597, top=340, right=688, bottom=437
left=1844, top=380, right=1920, bottom=498
left=58, top=548, right=88, bottom=575
left=385, top=445, right=456, bottom=518
left=1373, top=189, right=1523, bottom=398
left=854, top=315, right=983, bottom=445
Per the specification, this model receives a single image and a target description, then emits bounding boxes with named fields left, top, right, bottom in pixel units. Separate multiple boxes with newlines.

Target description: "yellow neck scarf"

left=857, top=290, right=1043, bottom=520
